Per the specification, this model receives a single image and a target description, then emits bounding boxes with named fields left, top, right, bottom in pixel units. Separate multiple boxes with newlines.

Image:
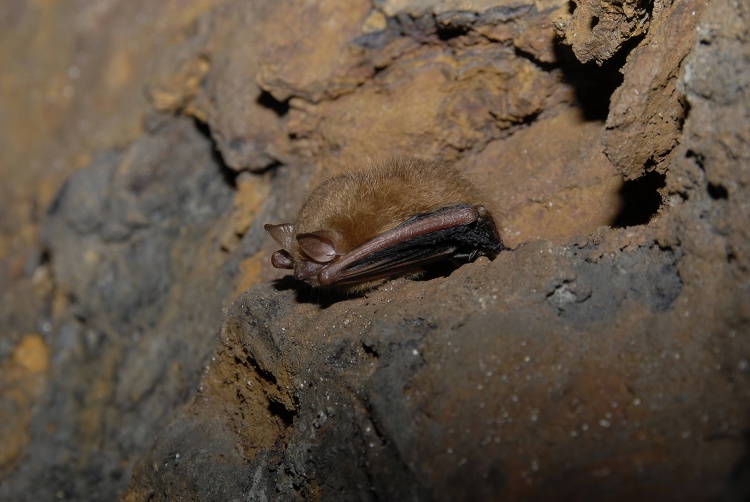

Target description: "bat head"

left=265, top=223, right=347, bottom=286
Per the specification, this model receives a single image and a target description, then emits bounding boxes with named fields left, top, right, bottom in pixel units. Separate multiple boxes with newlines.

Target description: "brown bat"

left=265, top=158, right=506, bottom=290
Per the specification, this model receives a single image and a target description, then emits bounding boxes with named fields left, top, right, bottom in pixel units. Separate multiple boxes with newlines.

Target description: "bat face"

left=265, top=158, right=506, bottom=290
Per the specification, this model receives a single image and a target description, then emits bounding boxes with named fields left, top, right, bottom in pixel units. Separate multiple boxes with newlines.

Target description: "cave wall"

left=0, top=0, right=748, bottom=500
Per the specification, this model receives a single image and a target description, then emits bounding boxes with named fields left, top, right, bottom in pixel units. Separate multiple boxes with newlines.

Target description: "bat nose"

left=271, top=250, right=294, bottom=269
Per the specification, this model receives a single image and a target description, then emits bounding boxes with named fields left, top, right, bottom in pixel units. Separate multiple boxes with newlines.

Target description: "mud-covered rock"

left=1, top=0, right=749, bottom=500
left=124, top=0, right=750, bottom=498
left=129, top=236, right=744, bottom=500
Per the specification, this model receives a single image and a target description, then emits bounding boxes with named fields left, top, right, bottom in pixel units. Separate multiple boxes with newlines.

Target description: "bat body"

left=265, top=158, right=506, bottom=290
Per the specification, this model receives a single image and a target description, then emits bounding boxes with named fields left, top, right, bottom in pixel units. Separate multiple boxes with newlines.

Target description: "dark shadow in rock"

left=552, top=34, right=643, bottom=121
left=611, top=170, right=666, bottom=228
left=268, top=399, right=296, bottom=428
left=708, top=182, right=729, bottom=200
left=270, top=276, right=305, bottom=292
left=256, top=90, right=290, bottom=118
left=730, top=429, right=750, bottom=498
left=413, top=261, right=465, bottom=281
left=271, top=276, right=353, bottom=307
left=192, top=116, right=238, bottom=188
left=271, top=261, right=473, bottom=306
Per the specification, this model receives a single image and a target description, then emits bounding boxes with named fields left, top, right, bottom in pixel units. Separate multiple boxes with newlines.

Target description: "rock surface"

left=0, top=0, right=748, bottom=500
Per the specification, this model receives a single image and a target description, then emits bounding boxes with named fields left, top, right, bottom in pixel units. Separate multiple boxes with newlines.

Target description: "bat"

left=265, top=158, right=506, bottom=290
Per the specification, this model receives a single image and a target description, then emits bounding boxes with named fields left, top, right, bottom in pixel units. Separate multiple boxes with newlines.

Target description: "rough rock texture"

left=127, top=242, right=688, bottom=501
left=553, top=0, right=652, bottom=65
left=603, top=0, right=708, bottom=179
left=1, top=0, right=749, bottom=500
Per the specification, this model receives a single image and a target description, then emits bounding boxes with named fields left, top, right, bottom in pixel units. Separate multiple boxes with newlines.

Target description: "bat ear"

left=296, top=230, right=342, bottom=263
left=264, top=223, right=296, bottom=251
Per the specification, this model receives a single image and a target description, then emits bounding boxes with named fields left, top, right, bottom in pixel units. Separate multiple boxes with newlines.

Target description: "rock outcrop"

left=0, top=0, right=748, bottom=500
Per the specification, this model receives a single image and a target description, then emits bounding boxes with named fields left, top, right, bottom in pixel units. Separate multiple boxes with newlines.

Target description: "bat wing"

left=318, top=205, right=504, bottom=286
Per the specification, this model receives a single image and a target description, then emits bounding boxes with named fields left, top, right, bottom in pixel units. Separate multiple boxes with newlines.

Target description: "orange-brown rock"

left=604, top=0, right=709, bottom=179
left=1, top=0, right=748, bottom=500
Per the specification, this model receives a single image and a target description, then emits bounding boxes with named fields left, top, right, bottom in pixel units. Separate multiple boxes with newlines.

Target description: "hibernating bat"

left=265, top=158, right=506, bottom=290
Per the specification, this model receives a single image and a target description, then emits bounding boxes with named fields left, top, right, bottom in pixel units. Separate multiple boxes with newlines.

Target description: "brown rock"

left=470, top=108, right=623, bottom=248
left=1, top=0, right=749, bottom=500
left=553, top=0, right=652, bottom=65
left=0, top=334, right=49, bottom=470
left=257, top=0, right=375, bottom=103
left=203, top=4, right=291, bottom=172
left=129, top=236, right=743, bottom=500
left=604, top=0, right=709, bottom=179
